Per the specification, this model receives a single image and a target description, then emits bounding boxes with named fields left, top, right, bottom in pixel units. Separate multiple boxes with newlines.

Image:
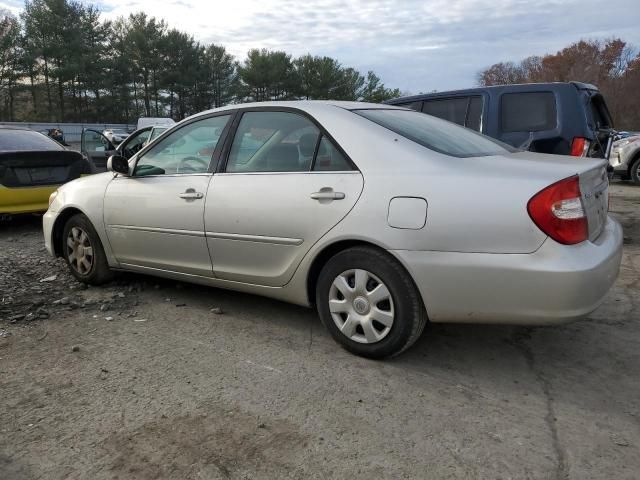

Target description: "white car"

left=102, top=129, right=130, bottom=145
left=44, top=101, right=622, bottom=358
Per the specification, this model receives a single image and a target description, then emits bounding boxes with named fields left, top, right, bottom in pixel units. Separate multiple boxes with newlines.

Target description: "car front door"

left=204, top=109, right=364, bottom=287
left=81, top=129, right=116, bottom=171
left=103, top=113, right=232, bottom=276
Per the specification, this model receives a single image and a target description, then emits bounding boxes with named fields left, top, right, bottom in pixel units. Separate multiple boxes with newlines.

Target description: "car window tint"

left=120, top=129, right=151, bottom=158
left=398, top=101, right=422, bottom=112
left=356, top=109, right=514, bottom=158
left=422, top=97, right=468, bottom=125
left=589, top=94, right=613, bottom=129
left=313, top=136, right=352, bottom=171
left=134, top=115, right=230, bottom=176
left=0, top=130, right=64, bottom=152
left=149, top=127, right=168, bottom=141
left=127, top=130, right=151, bottom=149
left=226, top=112, right=320, bottom=173
left=466, top=96, right=483, bottom=132
left=83, top=130, right=110, bottom=153
left=501, top=92, right=557, bottom=132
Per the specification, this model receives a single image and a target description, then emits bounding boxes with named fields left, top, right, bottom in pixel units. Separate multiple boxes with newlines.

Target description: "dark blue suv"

left=385, top=82, right=614, bottom=159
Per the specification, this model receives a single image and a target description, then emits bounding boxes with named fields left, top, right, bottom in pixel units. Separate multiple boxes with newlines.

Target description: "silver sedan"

left=43, top=101, right=623, bottom=358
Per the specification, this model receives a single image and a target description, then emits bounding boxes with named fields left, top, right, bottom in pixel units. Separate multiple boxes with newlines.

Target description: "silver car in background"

left=610, top=135, right=640, bottom=184
left=102, top=128, right=130, bottom=145
left=43, top=101, right=622, bottom=358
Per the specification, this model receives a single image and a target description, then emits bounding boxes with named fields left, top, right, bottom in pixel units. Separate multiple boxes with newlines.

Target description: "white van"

left=136, top=117, right=175, bottom=130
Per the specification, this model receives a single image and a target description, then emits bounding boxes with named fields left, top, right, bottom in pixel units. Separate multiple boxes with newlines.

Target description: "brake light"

left=570, top=137, right=590, bottom=157
left=527, top=175, right=588, bottom=245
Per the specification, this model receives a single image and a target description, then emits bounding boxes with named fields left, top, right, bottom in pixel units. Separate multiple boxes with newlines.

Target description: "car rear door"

left=204, top=109, right=363, bottom=287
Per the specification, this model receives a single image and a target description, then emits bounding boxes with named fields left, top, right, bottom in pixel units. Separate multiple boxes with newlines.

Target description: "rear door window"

left=501, top=92, right=557, bottom=132
left=226, top=111, right=321, bottom=173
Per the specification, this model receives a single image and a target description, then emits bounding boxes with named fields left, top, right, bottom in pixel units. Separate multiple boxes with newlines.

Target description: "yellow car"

left=0, top=127, right=94, bottom=215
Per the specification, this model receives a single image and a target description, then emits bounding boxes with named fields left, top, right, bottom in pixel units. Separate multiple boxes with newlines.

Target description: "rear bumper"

left=0, top=185, right=56, bottom=214
left=392, top=217, right=623, bottom=325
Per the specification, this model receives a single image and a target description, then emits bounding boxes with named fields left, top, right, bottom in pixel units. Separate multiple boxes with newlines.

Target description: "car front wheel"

left=62, top=213, right=114, bottom=285
left=316, top=246, right=427, bottom=359
left=630, top=157, right=640, bottom=185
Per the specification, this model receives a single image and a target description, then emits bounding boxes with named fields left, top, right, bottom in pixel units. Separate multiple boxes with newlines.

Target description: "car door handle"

left=310, top=190, right=345, bottom=201
left=179, top=190, right=204, bottom=200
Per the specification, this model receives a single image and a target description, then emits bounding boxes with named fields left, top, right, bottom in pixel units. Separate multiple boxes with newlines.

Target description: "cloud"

left=2, top=0, right=639, bottom=94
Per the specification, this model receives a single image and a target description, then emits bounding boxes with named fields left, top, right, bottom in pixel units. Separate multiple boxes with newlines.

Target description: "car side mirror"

left=107, top=155, right=130, bottom=176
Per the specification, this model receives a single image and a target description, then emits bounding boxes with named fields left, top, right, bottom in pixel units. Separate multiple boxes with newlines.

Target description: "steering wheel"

left=177, top=156, right=208, bottom=173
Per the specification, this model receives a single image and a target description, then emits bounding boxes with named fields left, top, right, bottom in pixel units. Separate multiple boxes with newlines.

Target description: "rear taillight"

left=570, top=137, right=590, bottom=157
left=527, top=175, right=588, bottom=245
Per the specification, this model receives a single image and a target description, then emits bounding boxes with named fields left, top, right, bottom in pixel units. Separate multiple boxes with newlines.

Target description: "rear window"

left=355, top=109, right=513, bottom=158
left=0, top=130, right=64, bottom=152
left=501, top=92, right=557, bottom=132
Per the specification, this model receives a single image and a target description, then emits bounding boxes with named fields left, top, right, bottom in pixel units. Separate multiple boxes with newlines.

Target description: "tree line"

left=0, top=0, right=401, bottom=123
left=477, top=38, right=640, bottom=130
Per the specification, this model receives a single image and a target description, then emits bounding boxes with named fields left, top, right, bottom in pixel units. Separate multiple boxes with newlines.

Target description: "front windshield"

left=355, top=108, right=515, bottom=158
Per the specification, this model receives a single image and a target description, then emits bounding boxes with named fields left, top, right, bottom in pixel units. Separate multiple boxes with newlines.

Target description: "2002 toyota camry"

left=43, top=101, right=623, bottom=358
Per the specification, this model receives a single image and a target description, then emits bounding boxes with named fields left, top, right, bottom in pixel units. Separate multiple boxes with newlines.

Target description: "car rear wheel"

left=62, top=213, right=114, bottom=285
left=316, top=246, right=427, bottom=359
left=630, top=157, right=640, bottom=185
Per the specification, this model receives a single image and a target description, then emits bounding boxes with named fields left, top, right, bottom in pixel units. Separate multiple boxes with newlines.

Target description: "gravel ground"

left=1, top=181, right=639, bottom=479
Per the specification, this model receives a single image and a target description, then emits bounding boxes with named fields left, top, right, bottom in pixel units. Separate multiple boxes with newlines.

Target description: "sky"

left=2, top=0, right=639, bottom=94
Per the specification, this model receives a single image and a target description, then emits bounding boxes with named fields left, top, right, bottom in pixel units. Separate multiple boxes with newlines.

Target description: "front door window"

left=134, top=115, right=231, bottom=176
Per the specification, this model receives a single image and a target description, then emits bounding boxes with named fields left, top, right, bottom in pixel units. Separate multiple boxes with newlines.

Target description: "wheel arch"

left=51, top=207, right=86, bottom=257
left=627, top=150, right=640, bottom=178
left=305, top=239, right=426, bottom=314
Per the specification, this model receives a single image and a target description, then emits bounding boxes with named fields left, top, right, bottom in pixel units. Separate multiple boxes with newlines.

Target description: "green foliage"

left=0, top=10, right=23, bottom=120
left=2, top=0, right=400, bottom=122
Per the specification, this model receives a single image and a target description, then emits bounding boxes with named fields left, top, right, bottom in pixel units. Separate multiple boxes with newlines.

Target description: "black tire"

left=62, top=213, right=114, bottom=285
left=630, top=157, right=640, bottom=185
left=316, top=246, right=427, bottom=359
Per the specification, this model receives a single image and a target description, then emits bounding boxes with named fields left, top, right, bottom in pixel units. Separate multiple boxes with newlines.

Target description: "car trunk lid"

left=0, top=150, right=90, bottom=188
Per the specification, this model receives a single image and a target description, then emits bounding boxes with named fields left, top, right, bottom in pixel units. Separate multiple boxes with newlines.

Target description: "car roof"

left=385, top=81, right=599, bottom=104
left=186, top=100, right=407, bottom=121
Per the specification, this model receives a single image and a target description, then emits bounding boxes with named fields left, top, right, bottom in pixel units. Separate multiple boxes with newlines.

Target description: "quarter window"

left=134, top=115, right=230, bottom=176
left=422, top=98, right=468, bottom=126
left=466, top=96, right=483, bottom=132
left=399, top=101, right=423, bottom=112
left=313, top=136, right=351, bottom=171
left=421, top=96, right=484, bottom=132
left=501, top=92, right=557, bottom=132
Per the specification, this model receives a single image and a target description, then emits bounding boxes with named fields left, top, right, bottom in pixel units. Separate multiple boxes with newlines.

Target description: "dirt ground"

left=1, top=181, right=639, bottom=480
